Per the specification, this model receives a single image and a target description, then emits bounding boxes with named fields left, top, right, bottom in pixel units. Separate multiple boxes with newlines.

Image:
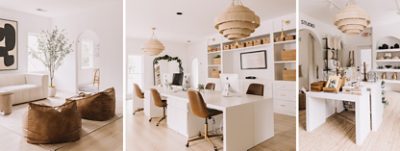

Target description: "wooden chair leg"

left=133, top=108, right=144, bottom=115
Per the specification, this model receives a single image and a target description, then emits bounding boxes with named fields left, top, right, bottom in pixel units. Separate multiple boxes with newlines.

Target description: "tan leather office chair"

left=186, top=90, right=222, bottom=151
left=149, top=88, right=167, bottom=126
left=133, top=83, right=145, bottom=115
left=205, top=83, right=216, bottom=90
left=246, top=83, right=264, bottom=96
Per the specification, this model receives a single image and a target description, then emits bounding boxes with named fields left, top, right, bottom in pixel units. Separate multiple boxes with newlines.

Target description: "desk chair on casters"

left=133, top=83, right=144, bottom=115
left=247, top=83, right=264, bottom=96
left=205, top=82, right=216, bottom=90
left=186, top=90, right=223, bottom=151
left=149, top=88, right=167, bottom=126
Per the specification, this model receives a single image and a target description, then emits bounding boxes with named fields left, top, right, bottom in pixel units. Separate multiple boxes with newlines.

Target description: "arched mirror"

left=153, top=55, right=184, bottom=87
left=76, top=30, right=100, bottom=92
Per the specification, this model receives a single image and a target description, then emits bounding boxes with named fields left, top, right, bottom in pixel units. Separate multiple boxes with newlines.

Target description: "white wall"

left=52, top=1, right=123, bottom=99
left=126, top=37, right=189, bottom=92
left=0, top=7, right=52, bottom=74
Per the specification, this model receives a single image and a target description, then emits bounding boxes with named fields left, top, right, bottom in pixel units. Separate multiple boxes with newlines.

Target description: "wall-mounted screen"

left=240, top=50, right=267, bottom=70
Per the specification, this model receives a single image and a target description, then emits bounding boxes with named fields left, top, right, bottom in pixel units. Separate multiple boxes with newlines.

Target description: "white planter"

left=49, top=87, right=57, bottom=97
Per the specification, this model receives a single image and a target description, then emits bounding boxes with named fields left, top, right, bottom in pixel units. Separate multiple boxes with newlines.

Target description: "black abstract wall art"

left=0, top=19, right=17, bottom=70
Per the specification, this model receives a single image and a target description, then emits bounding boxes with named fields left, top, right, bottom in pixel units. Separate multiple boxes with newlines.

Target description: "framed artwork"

left=323, top=75, right=341, bottom=93
left=240, top=50, right=267, bottom=70
left=0, top=18, right=18, bottom=70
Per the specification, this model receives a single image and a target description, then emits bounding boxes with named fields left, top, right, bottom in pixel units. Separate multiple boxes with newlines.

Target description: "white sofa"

left=0, top=73, right=48, bottom=105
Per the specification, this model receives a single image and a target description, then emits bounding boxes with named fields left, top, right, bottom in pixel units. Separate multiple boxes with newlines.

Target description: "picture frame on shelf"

left=323, top=75, right=341, bottom=93
left=240, top=50, right=267, bottom=70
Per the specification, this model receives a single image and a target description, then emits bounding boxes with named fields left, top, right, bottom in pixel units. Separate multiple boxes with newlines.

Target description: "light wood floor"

left=299, top=91, right=400, bottom=151
left=126, top=100, right=296, bottom=151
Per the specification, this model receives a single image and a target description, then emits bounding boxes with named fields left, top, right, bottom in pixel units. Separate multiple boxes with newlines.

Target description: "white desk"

left=306, top=89, right=370, bottom=145
left=144, top=89, right=274, bottom=151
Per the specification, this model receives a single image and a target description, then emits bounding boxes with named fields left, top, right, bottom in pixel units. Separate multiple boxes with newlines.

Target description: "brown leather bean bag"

left=68, top=87, right=116, bottom=121
left=25, top=101, right=81, bottom=144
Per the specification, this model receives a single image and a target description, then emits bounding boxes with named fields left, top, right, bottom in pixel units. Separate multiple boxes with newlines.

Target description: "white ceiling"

left=300, top=0, right=400, bottom=26
left=127, top=0, right=295, bottom=42
left=0, top=0, right=116, bottom=18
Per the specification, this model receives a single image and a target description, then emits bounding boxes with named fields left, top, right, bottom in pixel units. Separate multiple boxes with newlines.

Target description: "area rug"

left=0, top=97, right=122, bottom=151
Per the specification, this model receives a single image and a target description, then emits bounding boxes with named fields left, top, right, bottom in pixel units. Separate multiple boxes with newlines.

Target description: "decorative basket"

left=253, top=39, right=262, bottom=46
left=245, top=41, right=254, bottom=47
left=213, top=58, right=221, bottom=65
left=282, top=68, right=296, bottom=81
left=261, top=37, right=270, bottom=44
left=281, top=49, right=296, bottom=61
left=210, top=70, right=220, bottom=78
left=223, top=45, right=230, bottom=50
left=311, top=81, right=326, bottom=92
left=285, top=35, right=296, bottom=41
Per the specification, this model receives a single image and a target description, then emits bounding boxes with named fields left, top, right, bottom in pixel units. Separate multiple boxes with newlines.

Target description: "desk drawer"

left=273, top=89, right=296, bottom=101
left=274, top=100, right=295, bottom=116
left=273, top=81, right=296, bottom=90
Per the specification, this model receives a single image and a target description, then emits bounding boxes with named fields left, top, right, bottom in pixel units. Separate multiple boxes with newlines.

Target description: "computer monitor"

left=220, top=74, right=240, bottom=95
left=172, top=73, right=184, bottom=86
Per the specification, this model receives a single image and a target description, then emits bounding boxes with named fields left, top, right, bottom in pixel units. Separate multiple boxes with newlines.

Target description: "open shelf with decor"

left=207, top=43, right=222, bottom=79
left=273, top=28, right=296, bottom=81
left=374, top=36, right=400, bottom=80
left=221, top=34, right=270, bottom=52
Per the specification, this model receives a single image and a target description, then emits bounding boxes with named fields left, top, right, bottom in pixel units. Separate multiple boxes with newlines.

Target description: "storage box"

left=253, top=39, right=262, bottom=46
left=280, top=49, right=296, bottom=61
left=223, top=45, right=230, bottom=50
left=210, top=70, right=220, bottom=78
left=237, top=42, right=245, bottom=48
left=261, top=37, right=270, bottom=44
left=213, top=58, right=221, bottom=65
left=282, top=69, right=296, bottom=81
left=230, top=43, right=237, bottom=49
left=285, top=35, right=296, bottom=41
left=245, top=41, right=254, bottom=47
left=311, top=81, right=326, bottom=92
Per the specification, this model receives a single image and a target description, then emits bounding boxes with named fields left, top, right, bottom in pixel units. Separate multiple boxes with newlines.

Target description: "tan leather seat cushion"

left=68, top=87, right=116, bottom=121
left=25, top=101, right=81, bottom=144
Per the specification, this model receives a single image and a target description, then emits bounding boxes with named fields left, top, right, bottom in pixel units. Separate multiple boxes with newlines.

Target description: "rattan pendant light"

left=142, top=28, right=165, bottom=56
left=334, top=0, right=370, bottom=35
left=215, top=0, right=260, bottom=41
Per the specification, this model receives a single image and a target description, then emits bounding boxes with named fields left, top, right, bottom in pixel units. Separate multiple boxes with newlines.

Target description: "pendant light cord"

left=151, top=27, right=157, bottom=39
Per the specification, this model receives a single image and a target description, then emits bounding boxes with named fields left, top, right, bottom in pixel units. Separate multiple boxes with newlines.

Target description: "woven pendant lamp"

left=334, top=0, right=370, bottom=35
left=215, top=0, right=260, bottom=41
left=142, top=28, right=165, bottom=56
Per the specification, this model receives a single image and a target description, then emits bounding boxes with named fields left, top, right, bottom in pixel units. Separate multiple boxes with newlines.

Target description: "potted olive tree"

left=30, top=27, right=73, bottom=97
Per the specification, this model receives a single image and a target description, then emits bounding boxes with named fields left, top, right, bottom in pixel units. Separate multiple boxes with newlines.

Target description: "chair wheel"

left=156, top=124, right=159, bottom=126
left=198, top=132, right=202, bottom=137
left=185, top=143, right=189, bottom=147
left=148, top=118, right=152, bottom=122
left=214, top=147, right=218, bottom=151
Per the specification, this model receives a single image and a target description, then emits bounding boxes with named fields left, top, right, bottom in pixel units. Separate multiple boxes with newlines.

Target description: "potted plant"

left=29, top=27, right=73, bottom=97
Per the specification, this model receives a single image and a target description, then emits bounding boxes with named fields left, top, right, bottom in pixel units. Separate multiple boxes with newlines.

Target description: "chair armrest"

left=26, top=74, right=48, bottom=86
left=26, top=74, right=49, bottom=97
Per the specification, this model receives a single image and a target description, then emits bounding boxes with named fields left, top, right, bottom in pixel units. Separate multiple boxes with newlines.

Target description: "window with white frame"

left=28, top=33, right=46, bottom=72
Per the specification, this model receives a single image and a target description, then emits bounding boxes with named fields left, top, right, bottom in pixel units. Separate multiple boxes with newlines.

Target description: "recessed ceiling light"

left=187, top=40, right=191, bottom=43
left=36, top=8, right=47, bottom=12
left=176, top=12, right=183, bottom=15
